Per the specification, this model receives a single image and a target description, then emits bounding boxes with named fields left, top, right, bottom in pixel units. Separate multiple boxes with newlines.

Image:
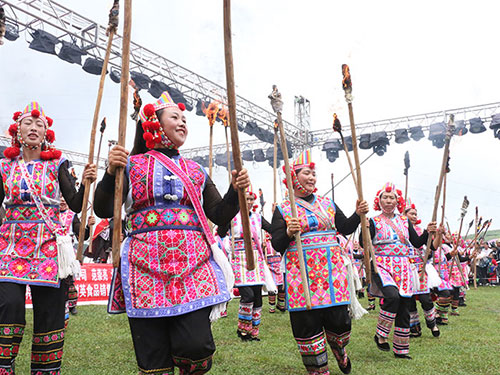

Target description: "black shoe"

left=394, top=353, right=412, bottom=360
left=458, top=302, right=467, bottom=307
left=251, top=336, right=261, bottom=342
left=70, top=307, right=78, bottom=315
left=366, top=304, right=376, bottom=311
left=339, top=356, right=351, bottom=374
left=431, top=327, right=440, bottom=337
left=374, top=335, right=390, bottom=351
left=237, top=330, right=252, bottom=342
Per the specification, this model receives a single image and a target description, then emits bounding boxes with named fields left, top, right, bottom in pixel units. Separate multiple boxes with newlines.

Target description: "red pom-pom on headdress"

left=143, top=104, right=156, bottom=119
left=45, top=129, right=55, bottom=143
left=46, top=117, right=53, bottom=127
left=177, top=102, right=186, bottom=111
left=3, top=146, right=20, bottom=159
left=31, top=109, right=40, bottom=118
left=13, top=112, right=22, bottom=121
left=374, top=183, right=405, bottom=213
left=8, top=124, right=18, bottom=137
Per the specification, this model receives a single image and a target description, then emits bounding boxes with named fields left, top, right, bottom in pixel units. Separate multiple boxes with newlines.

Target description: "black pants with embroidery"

left=128, top=307, right=215, bottom=375
left=372, top=273, right=411, bottom=355
left=289, top=305, right=351, bottom=374
left=0, top=281, right=68, bottom=375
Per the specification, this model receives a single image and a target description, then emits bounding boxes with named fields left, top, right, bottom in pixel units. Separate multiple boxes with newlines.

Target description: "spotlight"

left=253, top=149, right=266, bottom=162
left=82, top=58, right=107, bottom=75
left=130, top=71, right=151, bottom=90
left=29, top=29, right=59, bottom=55
left=394, top=129, right=410, bottom=144
left=489, top=114, right=500, bottom=140
left=468, top=117, right=486, bottom=134
left=409, top=126, right=425, bottom=141
left=359, top=134, right=371, bottom=149
left=148, top=80, right=168, bottom=98
left=428, top=122, right=446, bottom=149
left=58, top=41, right=86, bottom=65
left=454, top=120, right=468, bottom=136
left=370, top=131, right=390, bottom=156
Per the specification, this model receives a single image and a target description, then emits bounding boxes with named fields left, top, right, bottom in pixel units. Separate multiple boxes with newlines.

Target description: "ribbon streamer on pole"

left=341, top=65, right=377, bottom=284
left=223, top=0, right=254, bottom=270
left=420, top=114, right=455, bottom=278
left=269, top=84, right=312, bottom=310
left=77, top=1, right=119, bottom=262
left=112, top=0, right=132, bottom=267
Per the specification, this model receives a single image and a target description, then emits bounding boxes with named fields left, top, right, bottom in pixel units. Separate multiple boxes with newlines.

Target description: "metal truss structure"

left=309, top=102, right=500, bottom=146
left=1, top=0, right=306, bottom=149
left=2, top=0, right=500, bottom=166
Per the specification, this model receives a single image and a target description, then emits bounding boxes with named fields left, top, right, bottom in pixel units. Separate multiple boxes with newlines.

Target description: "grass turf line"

left=13, top=287, right=500, bottom=374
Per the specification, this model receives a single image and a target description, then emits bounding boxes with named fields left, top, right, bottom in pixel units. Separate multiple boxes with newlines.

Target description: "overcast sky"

left=0, top=0, right=499, bottom=233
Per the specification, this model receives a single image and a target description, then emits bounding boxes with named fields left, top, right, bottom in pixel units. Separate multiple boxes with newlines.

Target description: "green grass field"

left=14, top=287, right=500, bottom=374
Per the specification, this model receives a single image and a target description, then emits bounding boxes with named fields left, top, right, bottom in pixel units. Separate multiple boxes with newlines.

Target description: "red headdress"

left=138, top=91, right=185, bottom=150
left=282, top=149, right=317, bottom=195
left=373, top=182, right=405, bottom=214
left=4, top=101, right=61, bottom=160
left=245, top=184, right=258, bottom=212
left=404, top=197, right=421, bottom=224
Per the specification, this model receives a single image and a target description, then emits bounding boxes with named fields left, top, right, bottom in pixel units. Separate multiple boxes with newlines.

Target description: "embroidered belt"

left=127, top=206, right=201, bottom=234
left=289, top=230, right=338, bottom=249
left=373, top=243, right=409, bottom=257
left=4, top=204, right=60, bottom=223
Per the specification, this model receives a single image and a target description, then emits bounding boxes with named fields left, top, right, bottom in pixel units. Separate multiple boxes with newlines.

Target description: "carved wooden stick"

left=223, top=0, right=254, bottom=270
left=112, top=0, right=132, bottom=267
left=420, top=115, right=455, bottom=277
left=77, top=9, right=117, bottom=261
left=341, top=65, right=377, bottom=284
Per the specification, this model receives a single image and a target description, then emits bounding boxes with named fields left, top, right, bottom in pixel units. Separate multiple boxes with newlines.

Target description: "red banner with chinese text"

left=26, top=263, right=113, bottom=306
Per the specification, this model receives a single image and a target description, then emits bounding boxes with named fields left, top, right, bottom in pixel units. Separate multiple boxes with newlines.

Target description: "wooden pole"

left=112, top=0, right=132, bottom=268
left=209, top=125, right=214, bottom=179
left=404, top=174, right=409, bottom=203
left=224, top=126, right=236, bottom=259
left=420, top=115, right=455, bottom=277
left=330, top=173, right=334, bottom=202
left=273, top=125, right=278, bottom=205
left=77, top=31, right=115, bottom=262
left=338, top=133, right=359, bottom=195
left=276, top=111, right=312, bottom=310
left=223, top=0, right=254, bottom=270
left=341, top=65, right=377, bottom=284
left=473, top=207, right=479, bottom=288
left=404, top=151, right=410, bottom=203
left=86, top=127, right=105, bottom=256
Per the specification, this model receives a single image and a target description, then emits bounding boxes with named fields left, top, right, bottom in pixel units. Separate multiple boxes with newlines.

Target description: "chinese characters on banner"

left=26, top=263, right=114, bottom=306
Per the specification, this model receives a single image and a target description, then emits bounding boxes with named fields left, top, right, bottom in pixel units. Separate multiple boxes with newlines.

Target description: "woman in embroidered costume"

left=271, top=150, right=369, bottom=375
left=59, top=197, right=95, bottom=318
left=263, top=228, right=285, bottom=314
left=362, top=183, right=439, bottom=360
left=93, top=91, right=249, bottom=375
left=0, top=102, right=96, bottom=375
left=431, top=231, right=457, bottom=325
left=404, top=199, right=441, bottom=338
left=217, top=186, right=275, bottom=341
left=447, top=234, right=469, bottom=317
